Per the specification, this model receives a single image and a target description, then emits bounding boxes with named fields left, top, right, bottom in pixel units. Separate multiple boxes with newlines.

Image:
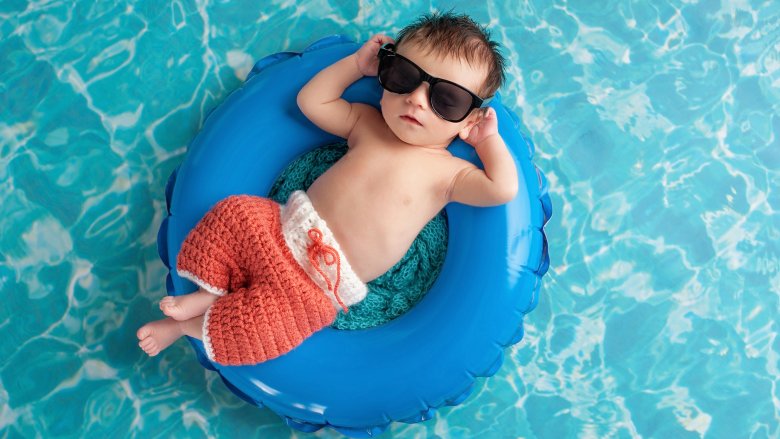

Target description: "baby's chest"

left=364, top=153, right=457, bottom=204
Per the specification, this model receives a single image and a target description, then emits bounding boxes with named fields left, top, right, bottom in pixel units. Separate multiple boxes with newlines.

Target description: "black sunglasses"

left=377, top=44, right=492, bottom=123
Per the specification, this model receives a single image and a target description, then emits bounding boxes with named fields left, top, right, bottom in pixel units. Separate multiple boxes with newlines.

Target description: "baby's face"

left=379, top=42, right=488, bottom=147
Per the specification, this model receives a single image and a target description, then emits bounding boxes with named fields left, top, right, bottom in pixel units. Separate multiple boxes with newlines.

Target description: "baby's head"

left=394, top=12, right=505, bottom=99
left=378, top=12, right=506, bottom=146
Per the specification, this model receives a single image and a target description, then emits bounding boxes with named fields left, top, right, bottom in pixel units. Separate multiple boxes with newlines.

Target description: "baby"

left=137, top=12, right=518, bottom=365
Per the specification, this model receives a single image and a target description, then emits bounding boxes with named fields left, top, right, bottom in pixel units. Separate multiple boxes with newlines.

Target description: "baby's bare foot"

left=159, top=291, right=216, bottom=321
left=137, top=318, right=183, bottom=357
left=159, top=296, right=191, bottom=321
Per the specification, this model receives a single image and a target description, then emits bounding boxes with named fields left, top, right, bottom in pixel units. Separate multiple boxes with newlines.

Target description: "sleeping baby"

left=138, top=11, right=518, bottom=365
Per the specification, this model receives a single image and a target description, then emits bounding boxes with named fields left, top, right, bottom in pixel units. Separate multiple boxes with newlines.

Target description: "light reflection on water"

left=1, top=1, right=778, bottom=437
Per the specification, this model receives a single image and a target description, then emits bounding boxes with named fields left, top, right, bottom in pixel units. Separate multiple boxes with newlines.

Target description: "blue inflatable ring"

left=157, top=35, right=552, bottom=437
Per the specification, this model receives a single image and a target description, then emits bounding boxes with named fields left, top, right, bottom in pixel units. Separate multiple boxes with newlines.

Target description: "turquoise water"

left=2, top=0, right=778, bottom=437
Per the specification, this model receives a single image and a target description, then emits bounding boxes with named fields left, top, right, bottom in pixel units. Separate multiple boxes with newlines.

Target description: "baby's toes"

left=159, top=296, right=175, bottom=310
left=141, top=342, right=159, bottom=356
left=137, top=326, right=151, bottom=341
left=160, top=300, right=180, bottom=316
left=139, top=338, right=156, bottom=351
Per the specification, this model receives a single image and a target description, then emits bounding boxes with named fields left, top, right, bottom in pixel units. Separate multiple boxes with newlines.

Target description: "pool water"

left=2, top=1, right=778, bottom=437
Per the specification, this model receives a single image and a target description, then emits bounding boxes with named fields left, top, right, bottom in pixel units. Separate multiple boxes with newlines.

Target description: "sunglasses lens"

left=430, top=82, right=474, bottom=121
left=379, top=56, right=421, bottom=94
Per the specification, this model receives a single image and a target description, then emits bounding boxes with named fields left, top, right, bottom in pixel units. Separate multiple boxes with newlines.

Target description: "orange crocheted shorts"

left=176, top=195, right=342, bottom=366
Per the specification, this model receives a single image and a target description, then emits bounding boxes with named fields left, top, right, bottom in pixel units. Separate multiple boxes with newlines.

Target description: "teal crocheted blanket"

left=268, top=143, right=447, bottom=330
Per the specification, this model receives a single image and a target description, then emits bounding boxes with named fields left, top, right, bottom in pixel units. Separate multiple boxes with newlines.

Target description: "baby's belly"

left=305, top=155, right=446, bottom=282
left=325, top=209, right=418, bottom=283
left=307, top=192, right=424, bottom=282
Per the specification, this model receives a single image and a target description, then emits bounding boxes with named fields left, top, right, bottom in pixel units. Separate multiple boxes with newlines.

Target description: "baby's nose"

left=406, top=83, right=429, bottom=109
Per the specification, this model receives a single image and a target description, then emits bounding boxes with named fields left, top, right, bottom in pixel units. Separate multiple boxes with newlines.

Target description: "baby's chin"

left=390, top=128, right=425, bottom=145
left=380, top=113, right=414, bottom=144
left=390, top=126, right=457, bottom=148
left=381, top=114, right=436, bottom=146
left=380, top=105, right=458, bottom=147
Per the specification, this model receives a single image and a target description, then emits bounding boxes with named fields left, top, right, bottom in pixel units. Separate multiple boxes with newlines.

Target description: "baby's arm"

left=297, top=34, right=394, bottom=139
left=449, top=108, right=519, bottom=206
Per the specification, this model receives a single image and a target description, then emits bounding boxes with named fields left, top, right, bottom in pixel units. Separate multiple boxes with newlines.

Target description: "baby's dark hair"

left=395, top=11, right=506, bottom=98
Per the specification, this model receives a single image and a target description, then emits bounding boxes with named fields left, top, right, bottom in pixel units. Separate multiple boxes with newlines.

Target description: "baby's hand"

left=355, top=34, right=395, bottom=76
left=461, top=107, right=500, bottom=147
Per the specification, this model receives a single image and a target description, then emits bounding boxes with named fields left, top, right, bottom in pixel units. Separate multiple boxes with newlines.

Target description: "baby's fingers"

left=371, top=34, right=395, bottom=46
left=482, top=108, right=499, bottom=126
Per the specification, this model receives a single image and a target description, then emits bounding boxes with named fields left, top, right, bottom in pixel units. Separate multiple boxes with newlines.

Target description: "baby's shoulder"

left=347, top=105, right=383, bottom=141
left=351, top=103, right=382, bottom=123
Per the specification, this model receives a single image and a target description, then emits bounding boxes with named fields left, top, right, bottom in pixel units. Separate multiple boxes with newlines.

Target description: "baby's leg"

left=137, top=315, right=204, bottom=357
left=160, top=289, right=218, bottom=321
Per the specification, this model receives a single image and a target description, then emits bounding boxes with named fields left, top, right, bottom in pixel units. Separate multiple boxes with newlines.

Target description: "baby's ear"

left=458, top=109, right=486, bottom=140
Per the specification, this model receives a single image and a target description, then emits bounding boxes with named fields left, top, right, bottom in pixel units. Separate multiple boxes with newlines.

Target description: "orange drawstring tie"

left=306, top=228, right=347, bottom=313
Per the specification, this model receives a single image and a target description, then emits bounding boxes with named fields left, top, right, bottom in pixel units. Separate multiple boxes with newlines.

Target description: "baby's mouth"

left=400, top=115, right=423, bottom=126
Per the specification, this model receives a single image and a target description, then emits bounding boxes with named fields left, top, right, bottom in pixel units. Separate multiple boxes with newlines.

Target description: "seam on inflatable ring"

left=177, top=270, right=227, bottom=296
